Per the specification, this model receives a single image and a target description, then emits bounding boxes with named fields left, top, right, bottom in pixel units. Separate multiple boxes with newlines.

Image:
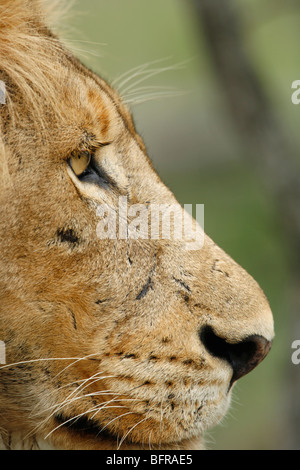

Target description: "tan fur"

left=0, top=0, right=274, bottom=450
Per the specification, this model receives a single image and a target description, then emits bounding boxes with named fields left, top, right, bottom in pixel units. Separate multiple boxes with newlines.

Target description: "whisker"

left=125, top=90, right=187, bottom=106
left=53, top=352, right=102, bottom=379
left=53, top=384, right=118, bottom=416
left=55, top=371, right=107, bottom=401
left=112, top=57, right=172, bottom=89
left=89, top=396, right=126, bottom=419
left=123, top=84, right=176, bottom=96
left=90, top=396, right=140, bottom=421
left=43, top=404, right=126, bottom=440
left=26, top=374, right=119, bottom=439
left=117, top=413, right=152, bottom=450
left=26, top=370, right=156, bottom=445
left=97, top=411, right=136, bottom=437
left=41, top=374, right=117, bottom=420
left=28, top=372, right=117, bottom=417
left=33, top=385, right=114, bottom=419
left=66, top=46, right=104, bottom=58
left=29, top=370, right=109, bottom=420
left=31, top=373, right=142, bottom=424
left=26, top=394, right=123, bottom=441
left=64, top=38, right=108, bottom=47
left=0, top=356, right=84, bottom=370
left=120, top=58, right=190, bottom=96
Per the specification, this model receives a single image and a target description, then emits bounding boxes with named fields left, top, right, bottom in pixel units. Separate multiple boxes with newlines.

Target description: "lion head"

left=0, top=0, right=274, bottom=450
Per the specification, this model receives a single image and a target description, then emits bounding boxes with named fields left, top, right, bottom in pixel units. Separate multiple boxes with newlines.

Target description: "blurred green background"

left=63, top=0, right=299, bottom=449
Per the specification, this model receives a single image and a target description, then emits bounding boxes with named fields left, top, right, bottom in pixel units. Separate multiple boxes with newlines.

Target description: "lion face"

left=0, top=0, right=274, bottom=450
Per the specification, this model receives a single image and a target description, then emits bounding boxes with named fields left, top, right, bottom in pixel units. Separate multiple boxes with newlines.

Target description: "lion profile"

left=0, top=0, right=274, bottom=450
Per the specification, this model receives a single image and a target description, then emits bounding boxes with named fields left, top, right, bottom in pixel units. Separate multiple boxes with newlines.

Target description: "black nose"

left=200, top=326, right=272, bottom=385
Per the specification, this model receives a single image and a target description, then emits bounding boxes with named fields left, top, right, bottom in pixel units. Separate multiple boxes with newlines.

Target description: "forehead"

left=69, top=57, right=137, bottom=146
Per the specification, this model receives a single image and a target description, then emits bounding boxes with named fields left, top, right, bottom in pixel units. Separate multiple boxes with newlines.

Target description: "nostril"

left=200, top=326, right=272, bottom=385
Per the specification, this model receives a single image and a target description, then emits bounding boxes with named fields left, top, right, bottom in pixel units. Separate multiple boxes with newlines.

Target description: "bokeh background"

left=61, top=0, right=300, bottom=450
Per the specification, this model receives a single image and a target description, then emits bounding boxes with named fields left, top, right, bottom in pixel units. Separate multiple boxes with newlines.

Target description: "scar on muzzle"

left=0, top=81, right=6, bottom=105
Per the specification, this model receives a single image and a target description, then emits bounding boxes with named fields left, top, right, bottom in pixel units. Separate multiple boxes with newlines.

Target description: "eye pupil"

left=69, top=151, right=91, bottom=176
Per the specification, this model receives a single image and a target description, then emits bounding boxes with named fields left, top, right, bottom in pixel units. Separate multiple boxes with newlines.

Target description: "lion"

left=0, top=0, right=274, bottom=450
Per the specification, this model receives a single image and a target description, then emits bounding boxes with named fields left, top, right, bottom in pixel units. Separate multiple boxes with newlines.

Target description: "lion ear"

left=0, top=0, right=69, bottom=37
left=0, top=0, right=45, bottom=87
left=0, top=1, right=44, bottom=50
left=0, top=1, right=43, bottom=30
left=0, top=0, right=69, bottom=133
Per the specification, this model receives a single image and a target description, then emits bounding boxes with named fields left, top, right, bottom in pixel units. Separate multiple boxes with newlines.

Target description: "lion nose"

left=200, top=326, right=272, bottom=385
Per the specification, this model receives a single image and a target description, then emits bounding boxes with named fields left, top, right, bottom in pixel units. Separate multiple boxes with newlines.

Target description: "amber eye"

left=69, top=151, right=91, bottom=176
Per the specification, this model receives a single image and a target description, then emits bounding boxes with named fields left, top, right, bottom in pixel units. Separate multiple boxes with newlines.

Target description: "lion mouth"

left=53, top=413, right=201, bottom=450
left=54, top=413, right=118, bottom=442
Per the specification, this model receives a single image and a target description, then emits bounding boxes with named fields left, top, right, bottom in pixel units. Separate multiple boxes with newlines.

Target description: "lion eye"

left=68, top=147, right=115, bottom=188
left=69, top=151, right=91, bottom=176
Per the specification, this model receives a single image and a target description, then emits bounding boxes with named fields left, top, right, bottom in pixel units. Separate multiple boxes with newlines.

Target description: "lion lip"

left=53, top=413, right=202, bottom=450
left=54, top=413, right=117, bottom=441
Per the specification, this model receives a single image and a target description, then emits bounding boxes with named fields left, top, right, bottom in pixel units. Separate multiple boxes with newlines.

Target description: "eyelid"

left=88, top=156, right=117, bottom=188
left=98, top=141, right=112, bottom=147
